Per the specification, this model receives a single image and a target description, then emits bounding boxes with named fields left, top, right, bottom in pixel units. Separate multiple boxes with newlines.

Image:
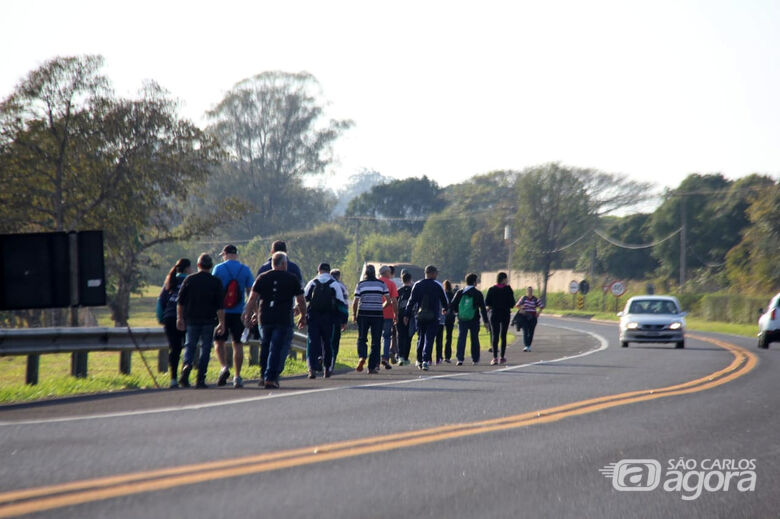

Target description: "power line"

left=594, top=227, right=682, bottom=249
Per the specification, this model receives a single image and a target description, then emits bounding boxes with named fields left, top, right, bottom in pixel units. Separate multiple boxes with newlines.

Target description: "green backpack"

left=458, top=291, right=476, bottom=321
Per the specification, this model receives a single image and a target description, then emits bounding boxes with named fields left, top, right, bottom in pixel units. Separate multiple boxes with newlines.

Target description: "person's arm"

left=216, top=309, right=226, bottom=335
left=295, top=294, right=308, bottom=328
left=352, top=297, right=359, bottom=323
left=242, top=291, right=259, bottom=327
left=509, top=288, right=517, bottom=309
left=478, top=292, right=490, bottom=324
left=404, top=284, right=419, bottom=325
left=450, top=290, right=462, bottom=314
left=536, top=297, right=544, bottom=316
left=175, top=279, right=188, bottom=331
left=156, top=288, right=166, bottom=324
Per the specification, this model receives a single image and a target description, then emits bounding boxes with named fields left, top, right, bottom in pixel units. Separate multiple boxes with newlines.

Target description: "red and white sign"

left=610, top=281, right=626, bottom=297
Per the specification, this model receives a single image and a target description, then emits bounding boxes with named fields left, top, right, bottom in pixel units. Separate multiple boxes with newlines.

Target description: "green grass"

left=0, top=326, right=511, bottom=403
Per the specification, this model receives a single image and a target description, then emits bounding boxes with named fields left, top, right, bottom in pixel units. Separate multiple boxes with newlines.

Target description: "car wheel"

left=675, top=340, right=685, bottom=349
left=758, top=333, right=769, bottom=349
left=621, top=341, right=629, bottom=348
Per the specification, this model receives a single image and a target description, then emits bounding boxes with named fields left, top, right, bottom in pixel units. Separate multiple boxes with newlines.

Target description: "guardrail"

left=0, top=327, right=308, bottom=385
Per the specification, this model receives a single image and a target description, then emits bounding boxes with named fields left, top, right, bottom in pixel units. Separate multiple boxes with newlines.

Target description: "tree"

left=412, top=210, right=474, bottom=281
left=345, top=176, right=445, bottom=233
left=332, top=169, right=392, bottom=216
left=0, top=56, right=224, bottom=326
left=578, top=214, right=659, bottom=280
left=648, top=173, right=771, bottom=289
left=206, top=71, right=351, bottom=238
left=511, top=164, right=592, bottom=301
left=725, top=181, right=780, bottom=293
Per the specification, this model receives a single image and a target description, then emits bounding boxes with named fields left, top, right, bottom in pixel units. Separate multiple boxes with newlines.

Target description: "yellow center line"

left=0, top=334, right=757, bottom=518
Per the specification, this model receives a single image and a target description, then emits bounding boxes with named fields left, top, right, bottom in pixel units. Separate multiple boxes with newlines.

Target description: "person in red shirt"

left=378, top=265, right=399, bottom=370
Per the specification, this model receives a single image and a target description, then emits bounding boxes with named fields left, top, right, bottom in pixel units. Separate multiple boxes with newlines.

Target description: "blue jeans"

left=183, top=323, right=215, bottom=379
left=261, top=324, right=293, bottom=382
left=357, top=315, right=383, bottom=370
left=456, top=319, right=481, bottom=362
left=381, top=318, right=394, bottom=360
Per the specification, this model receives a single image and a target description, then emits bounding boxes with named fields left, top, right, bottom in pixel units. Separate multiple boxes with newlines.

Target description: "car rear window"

left=628, top=300, right=678, bottom=314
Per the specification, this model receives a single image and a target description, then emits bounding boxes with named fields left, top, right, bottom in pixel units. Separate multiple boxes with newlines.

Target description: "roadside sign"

left=569, top=280, right=579, bottom=294
left=610, top=281, right=626, bottom=297
left=577, top=294, right=584, bottom=309
left=579, top=279, right=590, bottom=295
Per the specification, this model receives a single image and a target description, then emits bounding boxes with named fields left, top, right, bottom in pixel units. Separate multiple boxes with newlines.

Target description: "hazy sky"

left=2, top=0, right=779, bottom=191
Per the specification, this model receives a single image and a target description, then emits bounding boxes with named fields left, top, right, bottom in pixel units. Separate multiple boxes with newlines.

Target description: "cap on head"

left=220, top=244, right=237, bottom=256
left=318, top=262, right=331, bottom=272
left=379, top=265, right=391, bottom=276
left=198, top=253, right=213, bottom=270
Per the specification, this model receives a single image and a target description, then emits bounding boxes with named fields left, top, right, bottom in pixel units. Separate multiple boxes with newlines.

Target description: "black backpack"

left=309, top=279, right=336, bottom=312
left=397, top=286, right=412, bottom=313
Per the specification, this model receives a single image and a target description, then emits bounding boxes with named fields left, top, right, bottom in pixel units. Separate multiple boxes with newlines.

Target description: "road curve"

left=0, top=317, right=777, bottom=519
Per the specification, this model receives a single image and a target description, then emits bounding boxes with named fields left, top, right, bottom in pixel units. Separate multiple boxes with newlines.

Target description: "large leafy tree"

left=345, top=175, right=446, bottom=234
left=649, top=173, right=772, bottom=288
left=0, top=56, right=223, bottom=325
left=206, top=71, right=350, bottom=237
left=725, top=181, right=780, bottom=293
left=411, top=209, right=475, bottom=281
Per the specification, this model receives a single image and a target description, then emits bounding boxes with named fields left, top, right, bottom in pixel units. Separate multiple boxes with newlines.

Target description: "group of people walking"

left=157, top=241, right=544, bottom=389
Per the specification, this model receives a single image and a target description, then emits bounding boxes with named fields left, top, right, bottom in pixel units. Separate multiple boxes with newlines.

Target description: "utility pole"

left=679, top=196, right=687, bottom=290
left=354, top=219, right=361, bottom=278
left=504, top=224, right=512, bottom=284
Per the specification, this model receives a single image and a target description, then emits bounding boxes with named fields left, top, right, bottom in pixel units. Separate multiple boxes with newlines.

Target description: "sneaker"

left=422, top=361, right=429, bottom=371
left=390, top=356, right=398, bottom=365
left=523, top=346, right=531, bottom=352
left=472, top=361, right=479, bottom=365
left=324, top=368, right=332, bottom=378
left=490, top=358, right=498, bottom=365
left=169, top=378, right=178, bottom=388
left=368, top=368, right=379, bottom=374
left=195, top=380, right=209, bottom=389
left=435, top=359, right=442, bottom=365
left=397, top=358, right=406, bottom=367
left=308, top=371, right=316, bottom=379
left=456, top=360, right=463, bottom=366
left=415, top=361, right=422, bottom=369
left=217, top=367, right=230, bottom=386
left=178, top=364, right=191, bottom=388
left=444, top=359, right=451, bottom=364
left=381, top=360, right=393, bottom=370
left=356, top=358, right=366, bottom=372
left=233, top=376, right=243, bottom=388
left=499, top=357, right=507, bottom=364
left=264, top=380, right=280, bottom=389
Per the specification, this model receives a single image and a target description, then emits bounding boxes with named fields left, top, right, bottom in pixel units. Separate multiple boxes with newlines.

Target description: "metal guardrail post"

left=119, top=351, right=132, bottom=375
left=26, top=354, right=39, bottom=385
left=158, top=348, right=168, bottom=373
left=71, top=351, right=88, bottom=378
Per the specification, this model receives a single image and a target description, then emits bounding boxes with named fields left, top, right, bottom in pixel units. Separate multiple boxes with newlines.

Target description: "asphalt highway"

left=0, top=317, right=777, bottom=519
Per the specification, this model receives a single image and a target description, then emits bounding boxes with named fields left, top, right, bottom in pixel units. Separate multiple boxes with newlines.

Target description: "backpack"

left=458, top=291, right=476, bottom=321
left=397, top=286, right=412, bottom=313
left=309, top=279, right=336, bottom=312
left=223, top=264, right=242, bottom=309
left=416, top=292, right=435, bottom=323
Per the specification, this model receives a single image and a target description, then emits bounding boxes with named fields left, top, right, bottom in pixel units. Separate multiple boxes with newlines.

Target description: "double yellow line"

left=0, top=334, right=756, bottom=518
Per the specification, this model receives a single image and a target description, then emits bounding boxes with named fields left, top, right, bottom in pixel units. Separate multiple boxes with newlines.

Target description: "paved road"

left=0, top=317, right=777, bottom=518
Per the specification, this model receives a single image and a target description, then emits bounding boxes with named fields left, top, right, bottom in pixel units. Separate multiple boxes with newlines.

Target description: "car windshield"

left=628, top=300, right=678, bottom=314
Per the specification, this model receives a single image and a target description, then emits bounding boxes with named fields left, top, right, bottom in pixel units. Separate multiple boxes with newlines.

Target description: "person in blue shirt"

left=212, top=244, right=255, bottom=388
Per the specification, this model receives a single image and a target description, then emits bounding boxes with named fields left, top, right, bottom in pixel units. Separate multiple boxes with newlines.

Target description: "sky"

left=2, top=0, right=780, bottom=193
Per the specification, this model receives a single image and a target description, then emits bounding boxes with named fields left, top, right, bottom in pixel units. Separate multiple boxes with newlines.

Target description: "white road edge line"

left=0, top=324, right=609, bottom=427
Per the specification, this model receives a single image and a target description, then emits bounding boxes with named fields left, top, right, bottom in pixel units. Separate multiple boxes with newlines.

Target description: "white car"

left=757, top=292, right=780, bottom=349
left=618, top=295, right=687, bottom=349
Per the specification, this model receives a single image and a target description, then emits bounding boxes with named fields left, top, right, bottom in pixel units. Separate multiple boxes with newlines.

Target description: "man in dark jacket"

left=450, top=272, right=490, bottom=365
left=404, top=265, right=448, bottom=371
left=176, top=254, right=225, bottom=388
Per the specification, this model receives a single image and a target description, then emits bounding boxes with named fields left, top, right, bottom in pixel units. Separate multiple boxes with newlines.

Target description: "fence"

left=0, top=327, right=308, bottom=385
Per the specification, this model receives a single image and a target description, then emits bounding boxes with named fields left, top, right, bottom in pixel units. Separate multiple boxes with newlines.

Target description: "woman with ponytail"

left=156, top=258, right=193, bottom=387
